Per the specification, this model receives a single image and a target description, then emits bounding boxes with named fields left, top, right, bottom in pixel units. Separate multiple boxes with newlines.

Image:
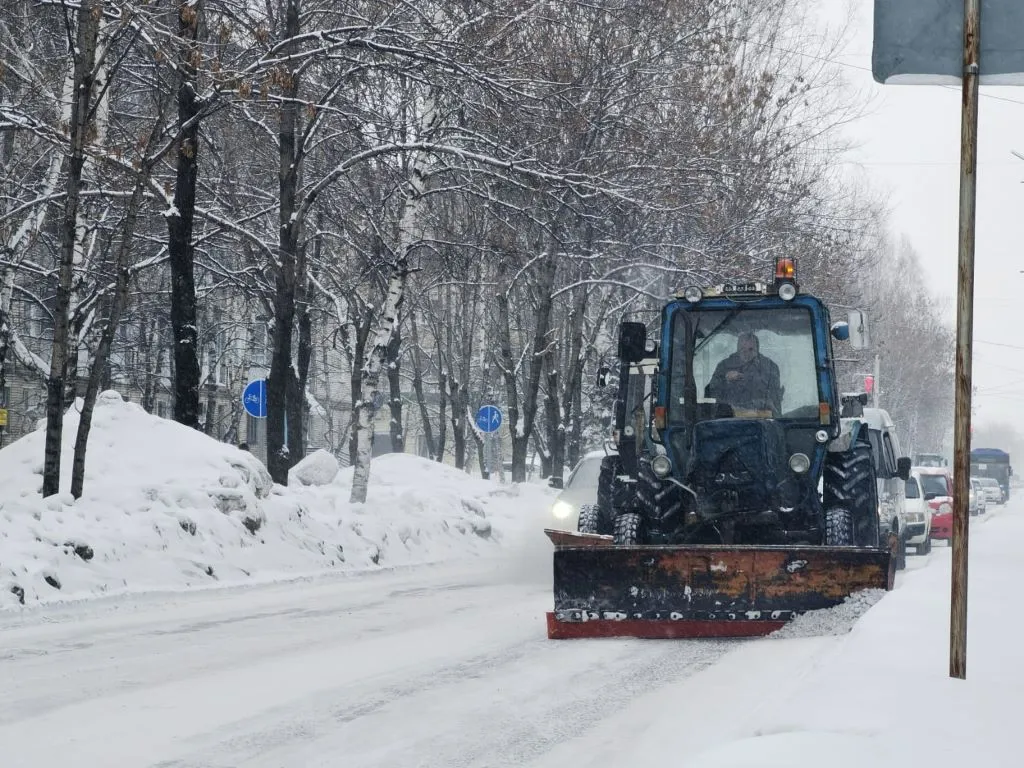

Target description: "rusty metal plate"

left=552, top=544, right=893, bottom=620
left=544, top=528, right=615, bottom=547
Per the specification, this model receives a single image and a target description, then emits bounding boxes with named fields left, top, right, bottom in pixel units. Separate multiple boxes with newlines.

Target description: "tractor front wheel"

left=577, top=504, right=602, bottom=535
left=824, top=507, right=854, bottom=546
left=823, top=444, right=880, bottom=548
left=614, top=512, right=643, bottom=545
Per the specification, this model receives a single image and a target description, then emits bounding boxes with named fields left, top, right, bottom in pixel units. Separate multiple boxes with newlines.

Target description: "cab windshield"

left=668, top=305, right=821, bottom=421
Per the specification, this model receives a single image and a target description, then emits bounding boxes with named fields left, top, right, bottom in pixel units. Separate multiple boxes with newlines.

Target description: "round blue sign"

left=475, top=405, right=502, bottom=434
left=242, top=379, right=267, bottom=419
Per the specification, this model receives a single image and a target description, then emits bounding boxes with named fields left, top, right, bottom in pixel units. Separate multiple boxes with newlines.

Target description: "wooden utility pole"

left=950, top=0, right=980, bottom=681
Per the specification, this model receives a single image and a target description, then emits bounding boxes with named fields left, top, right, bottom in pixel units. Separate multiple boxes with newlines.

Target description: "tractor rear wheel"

left=823, top=444, right=880, bottom=548
left=614, top=512, right=643, bottom=545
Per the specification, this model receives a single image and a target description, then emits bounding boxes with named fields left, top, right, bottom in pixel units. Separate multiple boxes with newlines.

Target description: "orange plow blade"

left=544, top=529, right=895, bottom=639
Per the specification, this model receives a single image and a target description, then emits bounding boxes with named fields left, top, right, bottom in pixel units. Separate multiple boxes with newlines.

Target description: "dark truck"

left=969, top=448, right=1012, bottom=502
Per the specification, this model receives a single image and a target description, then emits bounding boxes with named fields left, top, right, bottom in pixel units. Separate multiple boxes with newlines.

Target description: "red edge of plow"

left=546, top=612, right=786, bottom=639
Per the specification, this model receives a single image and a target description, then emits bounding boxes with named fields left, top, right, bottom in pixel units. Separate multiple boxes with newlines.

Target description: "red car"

left=918, top=468, right=954, bottom=540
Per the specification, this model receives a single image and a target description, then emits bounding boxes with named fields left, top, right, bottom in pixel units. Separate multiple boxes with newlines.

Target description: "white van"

left=848, top=405, right=914, bottom=568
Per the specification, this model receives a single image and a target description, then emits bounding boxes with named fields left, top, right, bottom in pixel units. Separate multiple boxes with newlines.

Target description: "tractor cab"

left=615, top=258, right=854, bottom=543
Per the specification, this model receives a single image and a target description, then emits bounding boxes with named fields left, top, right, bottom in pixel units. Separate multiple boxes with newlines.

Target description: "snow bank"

left=0, top=392, right=555, bottom=609
left=688, top=506, right=1024, bottom=768
left=288, top=448, right=338, bottom=486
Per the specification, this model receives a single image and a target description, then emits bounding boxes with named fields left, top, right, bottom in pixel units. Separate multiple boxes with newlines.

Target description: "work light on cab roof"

left=676, top=257, right=799, bottom=302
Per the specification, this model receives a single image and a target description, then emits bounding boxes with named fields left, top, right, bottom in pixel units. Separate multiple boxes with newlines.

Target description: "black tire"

left=823, top=443, right=880, bottom=548
left=577, top=504, right=601, bottom=535
left=824, top=507, right=853, bottom=546
left=893, top=526, right=907, bottom=571
left=597, top=456, right=623, bottom=514
left=915, top=537, right=932, bottom=556
left=614, top=512, right=643, bottom=545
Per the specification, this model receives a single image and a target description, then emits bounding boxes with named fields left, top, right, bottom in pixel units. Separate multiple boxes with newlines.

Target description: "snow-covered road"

left=0, top=530, right=743, bottom=768
left=0, top=504, right=1007, bottom=768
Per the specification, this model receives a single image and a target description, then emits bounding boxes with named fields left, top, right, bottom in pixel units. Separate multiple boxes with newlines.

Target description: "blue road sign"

left=242, top=379, right=267, bottom=419
left=475, top=405, right=502, bottom=434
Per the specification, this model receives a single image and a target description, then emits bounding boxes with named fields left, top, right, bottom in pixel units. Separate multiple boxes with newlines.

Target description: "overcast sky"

left=817, top=1, right=1024, bottom=438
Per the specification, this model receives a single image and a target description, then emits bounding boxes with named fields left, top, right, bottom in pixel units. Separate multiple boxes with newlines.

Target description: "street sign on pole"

left=872, top=0, right=1024, bottom=84
left=871, top=0, right=1024, bottom=680
left=475, top=405, right=502, bottom=434
left=242, top=379, right=267, bottom=419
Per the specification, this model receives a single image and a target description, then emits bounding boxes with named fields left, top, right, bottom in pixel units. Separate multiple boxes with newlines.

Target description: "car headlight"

left=651, top=454, right=672, bottom=478
left=551, top=501, right=574, bottom=520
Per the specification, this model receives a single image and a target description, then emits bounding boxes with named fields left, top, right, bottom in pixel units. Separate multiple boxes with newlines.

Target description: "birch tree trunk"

left=347, top=311, right=371, bottom=465
left=42, top=0, right=101, bottom=497
left=350, top=259, right=411, bottom=503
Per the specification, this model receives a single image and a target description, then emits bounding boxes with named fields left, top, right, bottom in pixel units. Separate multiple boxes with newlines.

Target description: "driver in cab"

left=705, top=331, right=782, bottom=416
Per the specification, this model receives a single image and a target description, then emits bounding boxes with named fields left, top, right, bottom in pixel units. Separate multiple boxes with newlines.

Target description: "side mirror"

left=896, top=456, right=911, bottom=481
left=548, top=477, right=564, bottom=490
left=924, top=492, right=937, bottom=501
left=847, top=309, right=870, bottom=350
left=618, top=321, right=648, bottom=364
left=830, top=321, right=850, bottom=341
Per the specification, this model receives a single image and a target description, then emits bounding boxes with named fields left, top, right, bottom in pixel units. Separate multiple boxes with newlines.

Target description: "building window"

left=249, top=317, right=268, bottom=367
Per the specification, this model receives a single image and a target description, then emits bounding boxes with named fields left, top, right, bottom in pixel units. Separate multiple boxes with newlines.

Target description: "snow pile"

left=0, top=391, right=555, bottom=608
left=687, top=506, right=1024, bottom=768
left=767, top=588, right=887, bottom=639
left=288, top=448, right=339, bottom=486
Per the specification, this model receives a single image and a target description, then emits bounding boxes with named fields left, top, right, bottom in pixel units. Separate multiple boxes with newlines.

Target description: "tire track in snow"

left=158, top=635, right=739, bottom=768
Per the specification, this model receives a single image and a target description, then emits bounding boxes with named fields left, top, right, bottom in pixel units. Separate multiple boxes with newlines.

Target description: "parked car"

left=967, top=478, right=982, bottom=516
left=917, top=467, right=954, bottom=541
left=976, top=476, right=1004, bottom=505
left=856, top=406, right=913, bottom=569
left=970, top=477, right=988, bottom=515
left=904, top=472, right=932, bottom=555
left=549, top=451, right=606, bottom=530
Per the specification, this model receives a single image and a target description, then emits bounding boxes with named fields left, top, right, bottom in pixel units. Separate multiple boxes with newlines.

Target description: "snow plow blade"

left=545, top=532, right=895, bottom=639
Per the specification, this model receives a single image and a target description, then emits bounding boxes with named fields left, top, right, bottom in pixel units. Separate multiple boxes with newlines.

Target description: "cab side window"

left=882, top=433, right=898, bottom=478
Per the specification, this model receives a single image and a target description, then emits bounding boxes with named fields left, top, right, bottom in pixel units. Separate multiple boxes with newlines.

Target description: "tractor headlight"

left=777, top=282, right=797, bottom=301
left=938, top=502, right=952, bottom=516
left=815, top=429, right=829, bottom=444
left=651, top=455, right=673, bottom=478
left=682, top=285, right=703, bottom=303
left=552, top=501, right=574, bottom=520
left=789, top=453, right=811, bottom=474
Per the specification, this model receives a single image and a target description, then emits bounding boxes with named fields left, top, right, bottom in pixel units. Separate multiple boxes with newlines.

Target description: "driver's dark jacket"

left=706, top=352, right=782, bottom=413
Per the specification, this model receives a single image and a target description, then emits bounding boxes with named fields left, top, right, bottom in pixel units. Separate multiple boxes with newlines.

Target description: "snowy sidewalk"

left=683, top=502, right=1024, bottom=767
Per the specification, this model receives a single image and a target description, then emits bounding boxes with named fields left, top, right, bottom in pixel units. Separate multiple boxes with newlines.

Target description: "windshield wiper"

left=693, top=306, right=743, bottom=356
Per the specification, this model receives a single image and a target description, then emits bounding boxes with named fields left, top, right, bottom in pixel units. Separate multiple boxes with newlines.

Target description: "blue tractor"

left=546, top=258, right=897, bottom=639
